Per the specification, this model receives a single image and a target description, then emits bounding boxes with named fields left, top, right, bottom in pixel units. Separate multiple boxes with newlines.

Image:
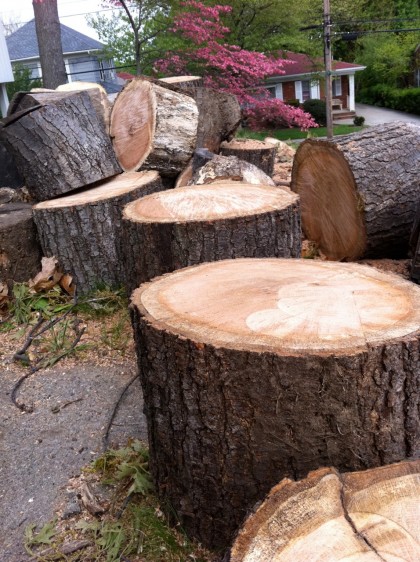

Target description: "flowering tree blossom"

left=155, top=1, right=316, bottom=130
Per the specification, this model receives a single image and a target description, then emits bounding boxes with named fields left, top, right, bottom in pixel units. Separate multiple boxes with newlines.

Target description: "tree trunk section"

left=220, top=138, right=277, bottom=177
left=160, top=76, right=204, bottom=90
left=110, top=78, right=198, bottom=177
left=1, top=91, right=121, bottom=201
left=0, top=203, right=42, bottom=283
left=291, top=122, right=420, bottom=260
left=231, top=460, right=420, bottom=562
left=0, top=139, right=24, bottom=189
left=189, top=153, right=275, bottom=186
left=410, top=203, right=420, bottom=283
left=191, top=87, right=241, bottom=153
left=130, top=258, right=420, bottom=550
left=33, top=171, right=163, bottom=294
left=32, top=0, right=67, bottom=89
left=121, top=182, right=300, bottom=291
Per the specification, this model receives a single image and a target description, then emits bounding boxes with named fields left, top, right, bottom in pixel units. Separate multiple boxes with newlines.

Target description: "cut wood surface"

left=110, top=78, right=198, bottom=176
left=220, top=138, right=277, bottom=177
left=189, top=153, right=275, bottom=186
left=291, top=122, right=420, bottom=260
left=192, top=87, right=241, bottom=152
left=160, top=75, right=203, bottom=89
left=122, top=182, right=300, bottom=290
left=130, top=258, right=420, bottom=549
left=1, top=91, right=121, bottom=201
left=0, top=203, right=42, bottom=283
left=33, top=171, right=163, bottom=294
left=231, top=460, right=420, bottom=562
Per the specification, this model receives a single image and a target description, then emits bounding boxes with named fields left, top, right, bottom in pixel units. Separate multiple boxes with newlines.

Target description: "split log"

left=192, top=88, right=241, bottom=152
left=130, top=258, right=420, bottom=549
left=220, top=138, right=277, bottom=177
left=160, top=75, right=203, bottom=90
left=410, top=202, right=420, bottom=283
left=110, top=78, right=198, bottom=177
left=0, top=203, right=42, bottom=283
left=189, top=153, right=275, bottom=186
left=121, top=182, right=300, bottom=291
left=1, top=91, right=121, bottom=202
left=33, top=171, right=163, bottom=294
left=291, top=122, right=420, bottom=260
left=230, top=460, right=420, bottom=562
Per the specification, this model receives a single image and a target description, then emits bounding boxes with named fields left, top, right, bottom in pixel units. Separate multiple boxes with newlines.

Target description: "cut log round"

left=220, top=138, right=277, bottom=177
left=33, top=171, right=163, bottom=294
left=121, top=182, right=300, bottom=291
left=55, top=81, right=111, bottom=131
left=192, top=87, right=241, bottom=152
left=231, top=460, right=420, bottom=562
left=291, top=122, right=420, bottom=260
left=110, top=78, right=198, bottom=176
left=130, top=258, right=420, bottom=549
left=410, top=202, right=420, bottom=283
left=189, top=153, right=275, bottom=186
left=0, top=203, right=42, bottom=283
left=1, top=91, right=121, bottom=202
left=160, top=75, right=203, bottom=90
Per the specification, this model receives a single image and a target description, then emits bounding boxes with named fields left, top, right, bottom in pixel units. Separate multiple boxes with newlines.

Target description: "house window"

left=266, top=86, right=276, bottom=98
left=301, top=80, right=311, bottom=101
left=332, top=77, right=342, bottom=97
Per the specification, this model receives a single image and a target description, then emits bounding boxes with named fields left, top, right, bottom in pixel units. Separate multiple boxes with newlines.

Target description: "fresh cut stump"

left=130, top=258, right=420, bottom=550
left=121, top=182, right=300, bottom=291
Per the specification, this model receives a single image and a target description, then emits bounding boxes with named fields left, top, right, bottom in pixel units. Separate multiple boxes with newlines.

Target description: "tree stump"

left=230, top=459, right=420, bottom=562
left=291, top=122, right=420, bottom=260
left=110, top=78, right=198, bottom=177
left=130, top=258, right=420, bottom=550
left=1, top=91, right=121, bottom=201
left=121, top=182, right=300, bottom=291
left=191, top=88, right=242, bottom=153
left=220, top=138, right=277, bottom=177
left=0, top=203, right=42, bottom=283
left=410, top=202, right=420, bottom=283
left=33, top=171, right=163, bottom=294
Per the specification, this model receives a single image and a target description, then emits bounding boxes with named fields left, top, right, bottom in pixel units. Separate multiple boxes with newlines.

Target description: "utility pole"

left=323, top=0, right=333, bottom=139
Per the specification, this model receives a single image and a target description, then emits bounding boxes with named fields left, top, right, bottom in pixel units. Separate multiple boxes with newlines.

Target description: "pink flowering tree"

left=154, top=1, right=317, bottom=130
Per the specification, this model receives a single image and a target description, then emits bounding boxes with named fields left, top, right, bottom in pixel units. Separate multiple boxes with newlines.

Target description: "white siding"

left=0, top=21, right=13, bottom=83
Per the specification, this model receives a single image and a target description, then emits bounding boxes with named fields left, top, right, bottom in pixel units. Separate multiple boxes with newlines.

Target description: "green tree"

left=6, top=64, right=42, bottom=99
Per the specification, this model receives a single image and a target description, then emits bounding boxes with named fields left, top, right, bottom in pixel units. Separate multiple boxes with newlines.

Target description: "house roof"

left=278, top=51, right=365, bottom=77
left=6, top=19, right=104, bottom=61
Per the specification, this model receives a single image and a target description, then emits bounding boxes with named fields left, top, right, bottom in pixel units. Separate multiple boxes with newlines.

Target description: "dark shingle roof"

left=6, top=20, right=104, bottom=61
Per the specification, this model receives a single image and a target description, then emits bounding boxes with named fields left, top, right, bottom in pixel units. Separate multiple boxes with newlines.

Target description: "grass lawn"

left=237, top=124, right=364, bottom=142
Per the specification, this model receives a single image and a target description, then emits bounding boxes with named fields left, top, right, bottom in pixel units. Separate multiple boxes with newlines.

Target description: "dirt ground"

left=0, top=322, right=146, bottom=561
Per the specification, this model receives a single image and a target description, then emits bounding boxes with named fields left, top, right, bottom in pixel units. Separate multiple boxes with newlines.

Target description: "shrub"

left=302, top=99, right=327, bottom=126
left=353, top=115, right=365, bottom=126
left=357, top=85, right=420, bottom=116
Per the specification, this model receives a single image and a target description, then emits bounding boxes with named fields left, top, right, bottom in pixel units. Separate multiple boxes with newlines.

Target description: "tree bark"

left=220, top=138, right=277, bottom=177
left=110, top=78, right=198, bottom=177
left=189, top=153, right=275, bottom=186
left=32, top=0, right=67, bottom=89
left=0, top=203, right=42, bottom=283
left=33, top=171, right=163, bottom=294
left=231, top=460, right=420, bottom=562
left=291, top=122, right=420, bottom=260
left=410, top=202, right=420, bottom=283
left=1, top=91, right=121, bottom=201
left=121, top=182, right=300, bottom=291
left=130, top=258, right=420, bottom=550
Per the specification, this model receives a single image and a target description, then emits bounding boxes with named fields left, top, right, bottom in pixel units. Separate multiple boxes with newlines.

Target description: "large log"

left=188, top=153, right=276, bottom=186
left=231, top=460, right=420, bottom=562
left=130, top=258, right=420, bottom=550
left=291, top=122, right=420, bottom=260
left=33, top=171, right=163, bottom=294
left=410, top=202, right=420, bottom=283
left=220, top=138, right=278, bottom=177
left=1, top=91, right=121, bottom=201
left=0, top=203, right=42, bottom=283
left=110, top=78, right=198, bottom=177
left=121, top=182, right=300, bottom=291
left=160, top=75, right=203, bottom=90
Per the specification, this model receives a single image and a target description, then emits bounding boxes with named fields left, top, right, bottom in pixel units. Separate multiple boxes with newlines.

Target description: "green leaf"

left=25, top=520, right=57, bottom=546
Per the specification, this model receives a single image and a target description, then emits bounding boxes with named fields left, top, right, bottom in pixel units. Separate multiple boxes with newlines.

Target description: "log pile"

left=130, top=257, right=420, bottom=549
left=231, top=460, right=420, bottom=561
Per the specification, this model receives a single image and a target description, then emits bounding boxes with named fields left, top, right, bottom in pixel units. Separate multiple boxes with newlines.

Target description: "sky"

left=0, top=0, right=117, bottom=40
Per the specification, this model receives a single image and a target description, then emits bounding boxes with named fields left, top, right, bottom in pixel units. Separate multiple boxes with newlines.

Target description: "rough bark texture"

left=56, top=82, right=111, bottom=131
left=121, top=183, right=300, bottom=291
left=33, top=171, right=163, bottom=294
left=1, top=91, right=121, bottom=201
left=231, top=460, right=420, bottom=562
left=0, top=203, right=42, bottom=283
left=191, top=88, right=241, bottom=153
left=130, top=258, right=420, bottom=550
left=410, top=203, right=420, bottom=283
left=32, top=0, right=67, bottom=89
left=291, top=122, right=420, bottom=260
left=110, top=79, right=198, bottom=177
left=0, top=140, right=24, bottom=189
left=220, top=138, right=277, bottom=177
left=189, top=153, right=275, bottom=186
